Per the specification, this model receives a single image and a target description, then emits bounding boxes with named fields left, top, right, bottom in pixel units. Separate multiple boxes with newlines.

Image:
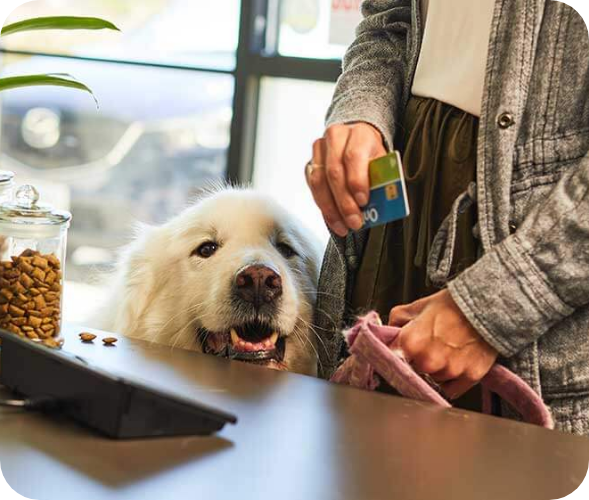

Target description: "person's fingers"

left=430, top=364, right=464, bottom=383
left=410, top=351, right=447, bottom=375
left=311, top=137, right=327, bottom=166
left=388, top=295, right=432, bottom=327
left=388, top=310, right=413, bottom=328
left=307, top=139, right=348, bottom=237
left=441, top=368, right=484, bottom=400
left=344, top=126, right=375, bottom=207
left=396, top=322, right=428, bottom=362
left=441, top=378, right=477, bottom=401
left=324, top=126, right=363, bottom=231
left=389, top=304, right=419, bottom=327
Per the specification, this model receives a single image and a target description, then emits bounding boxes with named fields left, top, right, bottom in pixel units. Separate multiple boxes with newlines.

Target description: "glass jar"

left=0, top=185, right=71, bottom=347
left=0, top=171, right=15, bottom=204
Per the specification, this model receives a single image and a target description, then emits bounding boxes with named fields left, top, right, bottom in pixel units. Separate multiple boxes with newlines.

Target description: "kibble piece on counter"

left=102, top=337, right=118, bottom=345
left=43, top=338, right=60, bottom=349
left=0, top=249, right=62, bottom=341
left=79, top=333, right=97, bottom=342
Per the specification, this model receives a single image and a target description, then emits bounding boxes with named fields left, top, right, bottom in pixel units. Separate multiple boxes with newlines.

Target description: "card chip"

left=385, top=184, right=399, bottom=200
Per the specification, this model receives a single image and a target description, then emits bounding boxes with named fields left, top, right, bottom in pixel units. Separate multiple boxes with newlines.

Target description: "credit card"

left=361, top=151, right=410, bottom=229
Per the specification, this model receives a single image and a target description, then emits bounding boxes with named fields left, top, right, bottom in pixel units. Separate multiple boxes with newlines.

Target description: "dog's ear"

left=111, top=224, right=163, bottom=337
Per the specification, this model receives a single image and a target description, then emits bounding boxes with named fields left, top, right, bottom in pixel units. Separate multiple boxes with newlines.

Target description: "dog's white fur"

left=95, top=186, right=322, bottom=375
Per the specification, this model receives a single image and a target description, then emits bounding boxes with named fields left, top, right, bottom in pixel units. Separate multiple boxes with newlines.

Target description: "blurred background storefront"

left=0, top=0, right=361, bottom=323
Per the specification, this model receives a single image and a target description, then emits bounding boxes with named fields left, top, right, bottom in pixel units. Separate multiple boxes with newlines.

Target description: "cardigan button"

left=467, top=182, right=477, bottom=202
left=472, top=222, right=481, bottom=240
left=498, top=112, right=515, bottom=129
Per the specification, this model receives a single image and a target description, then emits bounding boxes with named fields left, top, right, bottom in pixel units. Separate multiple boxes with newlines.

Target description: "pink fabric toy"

left=331, top=312, right=554, bottom=429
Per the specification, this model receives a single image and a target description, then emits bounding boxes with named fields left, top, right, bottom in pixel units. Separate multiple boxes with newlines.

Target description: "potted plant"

left=0, top=14, right=119, bottom=254
left=0, top=16, right=119, bottom=101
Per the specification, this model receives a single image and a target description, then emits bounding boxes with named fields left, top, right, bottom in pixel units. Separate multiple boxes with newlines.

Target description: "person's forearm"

left=326, top=0, right=413, bottom=150
left=448, top=153, right=589, bottom=357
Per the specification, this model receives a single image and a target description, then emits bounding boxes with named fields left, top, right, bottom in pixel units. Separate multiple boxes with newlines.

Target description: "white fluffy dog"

left=96, top=187, right=323, bottom=375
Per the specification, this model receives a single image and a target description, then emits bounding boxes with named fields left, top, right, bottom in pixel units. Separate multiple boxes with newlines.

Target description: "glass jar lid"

left=0, top=171, right=15, bottom=185
left=0, top=185, right=71, bottom=226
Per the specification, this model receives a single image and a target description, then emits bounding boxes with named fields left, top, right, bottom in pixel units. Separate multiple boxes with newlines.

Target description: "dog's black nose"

left=235, top=265, right=282, bottom=308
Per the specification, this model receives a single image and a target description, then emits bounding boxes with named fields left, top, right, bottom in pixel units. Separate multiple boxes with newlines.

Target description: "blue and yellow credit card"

left=361, top=151, right=410, bottom=229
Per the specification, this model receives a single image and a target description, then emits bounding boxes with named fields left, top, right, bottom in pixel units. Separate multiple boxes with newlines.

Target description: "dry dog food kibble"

left=0, top=249, right=62, bottom=342
left=43, top=338, right=61, bottom=349
left=79, top=332, right=97, bottom=342
left=102, top=337, right=118, bottom=345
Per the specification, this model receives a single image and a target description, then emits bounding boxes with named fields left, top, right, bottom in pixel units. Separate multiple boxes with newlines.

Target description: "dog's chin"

left=198, top=320, right=289, bottom=371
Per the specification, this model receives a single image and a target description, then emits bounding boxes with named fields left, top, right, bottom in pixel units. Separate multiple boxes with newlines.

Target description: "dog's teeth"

left=230, top=329, right=240, bottom=345
left=270, top=332, right=279, bottom=345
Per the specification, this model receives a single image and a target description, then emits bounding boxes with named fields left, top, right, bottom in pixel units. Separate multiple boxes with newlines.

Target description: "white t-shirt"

left=411, top=0, right=495, bottom=117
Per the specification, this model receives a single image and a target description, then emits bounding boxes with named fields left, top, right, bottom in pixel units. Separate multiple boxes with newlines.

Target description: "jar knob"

left=15, top=185, right=40, bottom=209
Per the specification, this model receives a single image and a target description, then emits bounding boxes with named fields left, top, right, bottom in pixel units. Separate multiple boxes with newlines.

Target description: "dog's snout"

left=235, top=265, right=282, bottom=307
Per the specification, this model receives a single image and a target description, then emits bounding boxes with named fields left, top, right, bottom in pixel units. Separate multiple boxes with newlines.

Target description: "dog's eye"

left=276, top=242, right=297, bottom=259
left=193, top=242, right=218, bottom=258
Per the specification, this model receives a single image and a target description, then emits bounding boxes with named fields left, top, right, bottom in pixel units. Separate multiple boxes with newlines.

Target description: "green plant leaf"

left=0, top=74, right=98, bottom=107
left=1, top=16, right=120, bottom=37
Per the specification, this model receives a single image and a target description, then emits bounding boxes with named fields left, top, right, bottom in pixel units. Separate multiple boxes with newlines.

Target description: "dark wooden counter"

left=0, top=325, right=587, bottom=500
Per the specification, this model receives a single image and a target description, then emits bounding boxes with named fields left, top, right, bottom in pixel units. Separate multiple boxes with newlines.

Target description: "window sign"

left=329, top=0, right=362, bottom=46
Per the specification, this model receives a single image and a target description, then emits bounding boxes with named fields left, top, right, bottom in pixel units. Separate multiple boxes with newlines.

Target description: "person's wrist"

left=345, top=121, right=386, bottom=147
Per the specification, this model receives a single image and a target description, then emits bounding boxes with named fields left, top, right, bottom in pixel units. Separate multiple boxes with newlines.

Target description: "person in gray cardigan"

left=307, top=0, right=589, bottom=435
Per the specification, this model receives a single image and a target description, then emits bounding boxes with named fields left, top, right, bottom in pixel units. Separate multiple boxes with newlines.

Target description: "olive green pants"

left=351, top=96, right=480, bottom=410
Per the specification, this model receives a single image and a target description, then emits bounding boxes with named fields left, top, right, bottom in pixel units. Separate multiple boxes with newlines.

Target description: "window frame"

left=0, top=0, right=343, bottom=184
left=229, top=0, right=342, bottom=183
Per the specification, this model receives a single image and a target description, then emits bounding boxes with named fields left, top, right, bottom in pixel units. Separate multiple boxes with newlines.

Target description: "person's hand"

left=306, top=122, right=387, bottom=237
left=389, top=290, right=498, bottom=399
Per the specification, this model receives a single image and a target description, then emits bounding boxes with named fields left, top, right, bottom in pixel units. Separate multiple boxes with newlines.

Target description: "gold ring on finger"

left=305, top=161, right=325, bottom=180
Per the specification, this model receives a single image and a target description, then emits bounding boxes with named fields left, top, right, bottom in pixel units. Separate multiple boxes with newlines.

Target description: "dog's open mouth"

left=201, top=321, right=286, bottom=365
